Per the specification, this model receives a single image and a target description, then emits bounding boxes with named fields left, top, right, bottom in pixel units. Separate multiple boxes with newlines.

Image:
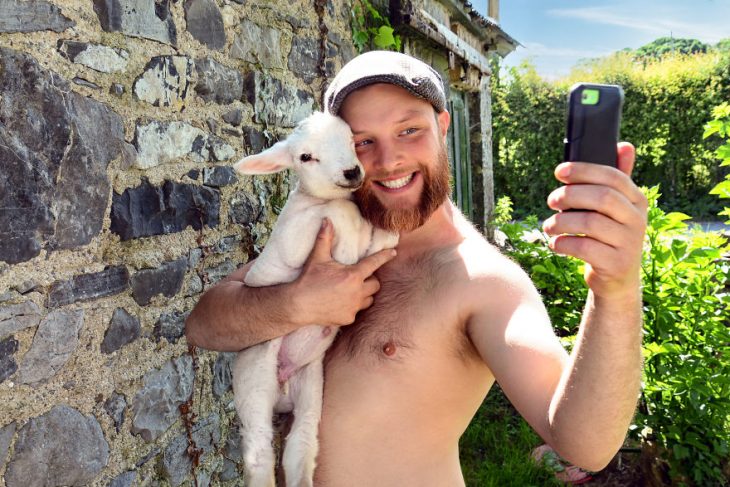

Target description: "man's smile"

left=373, top=171, right=420, bottom=192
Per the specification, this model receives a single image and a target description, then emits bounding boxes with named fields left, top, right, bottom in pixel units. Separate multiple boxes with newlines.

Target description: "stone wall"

left=0, top=0, right=355, bottom=485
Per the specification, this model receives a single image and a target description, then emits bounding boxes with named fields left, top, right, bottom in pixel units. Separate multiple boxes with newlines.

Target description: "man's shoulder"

left=454, top=232, right=542, bottom=305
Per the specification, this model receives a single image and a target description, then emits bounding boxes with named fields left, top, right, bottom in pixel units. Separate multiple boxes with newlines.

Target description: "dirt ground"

left=588, top=451, right=646, bottom=486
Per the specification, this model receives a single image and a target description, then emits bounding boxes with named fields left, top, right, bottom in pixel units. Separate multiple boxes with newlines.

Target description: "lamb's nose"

left=343, top=166, right=361, bottom=182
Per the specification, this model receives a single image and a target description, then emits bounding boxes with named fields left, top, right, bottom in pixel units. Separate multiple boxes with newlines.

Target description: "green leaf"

left=373, top=25, right=396, bottom=49
left=709, top=180, right=730, bottom=198
left=703, top=120, right=724, bottom=139
left=715, top=143, right=730, bottom=162
left=353, top=30, right=369, bottom=48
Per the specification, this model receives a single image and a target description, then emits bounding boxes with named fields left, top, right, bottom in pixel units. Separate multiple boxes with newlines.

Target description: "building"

left=389, top=0, right=519, bottom=234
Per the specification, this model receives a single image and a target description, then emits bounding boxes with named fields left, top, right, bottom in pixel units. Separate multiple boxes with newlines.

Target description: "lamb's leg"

left=367, top=227, right=399, bottom=255
left=282, top=358, right=325, bottom=487
left=232, top=338, right=283, bottom=487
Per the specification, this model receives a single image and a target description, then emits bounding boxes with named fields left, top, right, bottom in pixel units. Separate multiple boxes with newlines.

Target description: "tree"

left=634, top=37, right=709, bottom=60
left=715, top=38, right=730, bottom=55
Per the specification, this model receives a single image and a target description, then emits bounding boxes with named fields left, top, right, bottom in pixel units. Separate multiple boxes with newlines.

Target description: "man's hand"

left=542, top=143, right=648, bottom=301
left=292, top=218, right=396, bottom=326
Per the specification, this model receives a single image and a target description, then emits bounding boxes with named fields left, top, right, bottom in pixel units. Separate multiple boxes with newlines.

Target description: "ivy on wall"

left=351, top=0, right=401, bottom=53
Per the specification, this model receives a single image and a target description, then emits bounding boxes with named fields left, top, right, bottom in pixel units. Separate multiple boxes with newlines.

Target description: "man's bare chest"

left=328, top=255, right=466, bottom=362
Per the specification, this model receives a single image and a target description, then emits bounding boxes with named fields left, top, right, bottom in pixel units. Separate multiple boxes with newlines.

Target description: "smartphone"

left=564, top=83, right=624, bottom=167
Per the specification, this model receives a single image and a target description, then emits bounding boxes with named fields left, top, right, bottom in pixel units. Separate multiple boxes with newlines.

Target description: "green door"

left=447, top=92, right=473, bottom=220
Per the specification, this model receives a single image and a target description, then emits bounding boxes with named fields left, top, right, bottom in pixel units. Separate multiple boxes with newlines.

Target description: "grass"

left=460, top=385, right=565, bottom=486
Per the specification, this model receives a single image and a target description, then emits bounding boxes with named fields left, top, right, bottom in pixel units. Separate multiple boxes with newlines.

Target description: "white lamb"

left=231, top=111, right=398, bottom=487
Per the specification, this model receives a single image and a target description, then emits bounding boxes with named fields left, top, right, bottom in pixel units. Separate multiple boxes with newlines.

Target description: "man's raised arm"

left=185, top=218, right=396, bottom=352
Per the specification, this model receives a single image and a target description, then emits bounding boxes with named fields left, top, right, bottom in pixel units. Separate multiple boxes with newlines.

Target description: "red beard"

left=353, top=144, right=451, bottom=233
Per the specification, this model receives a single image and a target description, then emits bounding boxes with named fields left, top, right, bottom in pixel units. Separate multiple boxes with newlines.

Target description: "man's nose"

left=373, top=139, right=403, bottom=171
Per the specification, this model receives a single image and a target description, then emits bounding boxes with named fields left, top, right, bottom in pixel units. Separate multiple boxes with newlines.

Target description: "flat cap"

left=324, top=50, right=446, bottom=115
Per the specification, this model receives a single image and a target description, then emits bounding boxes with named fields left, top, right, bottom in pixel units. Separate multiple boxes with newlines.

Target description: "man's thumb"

left=308, top=218, right=334, bottom=263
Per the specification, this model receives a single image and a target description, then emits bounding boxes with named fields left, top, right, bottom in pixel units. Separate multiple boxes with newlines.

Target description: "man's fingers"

left=553, top=164, right=646, bottom=209
left=542, top=211, right=628, bottom=249
left=616, top=142, right=636, bottom=176
left=362, top=275, right=381, bottom=296
left=357, top=296, right=374, bottom=313
left=356, top=248, right=397, bottom=277
left=306, top=218, right=335, bottom=264
left=547, top=184, right=642, bottom=225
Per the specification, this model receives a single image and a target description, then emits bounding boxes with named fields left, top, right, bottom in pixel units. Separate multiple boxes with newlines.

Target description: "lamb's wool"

left=230, top=112, right=398, bottom=487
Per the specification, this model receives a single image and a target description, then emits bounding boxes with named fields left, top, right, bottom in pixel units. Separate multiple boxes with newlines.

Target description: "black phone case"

left=564, top=83, right=624, bottom=167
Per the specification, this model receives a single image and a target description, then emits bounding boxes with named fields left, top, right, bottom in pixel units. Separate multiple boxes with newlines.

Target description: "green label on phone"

left=581, top=89, right=600, bottom=105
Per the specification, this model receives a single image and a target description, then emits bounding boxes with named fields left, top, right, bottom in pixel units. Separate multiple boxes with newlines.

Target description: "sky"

left=475, top=0, right=730, bottom=79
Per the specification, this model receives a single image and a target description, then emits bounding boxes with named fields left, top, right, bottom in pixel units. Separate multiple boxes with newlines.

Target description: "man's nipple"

left=382, top=341, right=397, bottom=357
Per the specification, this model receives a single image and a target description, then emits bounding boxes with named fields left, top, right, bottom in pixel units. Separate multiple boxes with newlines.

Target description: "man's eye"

left=354, top=139, right=372, bottom=148
left=401, top=127, right=418, bottom=135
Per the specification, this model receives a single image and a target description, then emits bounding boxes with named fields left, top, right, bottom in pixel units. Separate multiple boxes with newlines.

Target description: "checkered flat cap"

left=324, top=51, right=446, bottom=115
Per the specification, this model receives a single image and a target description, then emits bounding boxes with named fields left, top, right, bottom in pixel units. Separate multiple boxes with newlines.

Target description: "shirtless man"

left=185, top=51, right=648, bottom=486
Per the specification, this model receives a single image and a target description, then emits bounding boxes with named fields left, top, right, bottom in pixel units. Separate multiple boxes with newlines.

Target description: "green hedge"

left=492, top=52, right=730, bottom=219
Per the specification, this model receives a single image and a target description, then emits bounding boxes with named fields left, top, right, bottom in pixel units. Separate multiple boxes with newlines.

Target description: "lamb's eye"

left=300, top=153, right=312, bottom=162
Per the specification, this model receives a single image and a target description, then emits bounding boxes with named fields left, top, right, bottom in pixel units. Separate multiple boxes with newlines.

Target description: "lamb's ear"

left=233, top=140, right=292, bottom=175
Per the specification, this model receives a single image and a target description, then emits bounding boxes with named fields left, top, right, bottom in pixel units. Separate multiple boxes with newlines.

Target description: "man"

left=185, top=51, right=648, bottom=486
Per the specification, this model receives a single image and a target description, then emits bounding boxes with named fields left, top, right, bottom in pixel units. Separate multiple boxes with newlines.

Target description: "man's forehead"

left=340, top=83, right=433, bottom=123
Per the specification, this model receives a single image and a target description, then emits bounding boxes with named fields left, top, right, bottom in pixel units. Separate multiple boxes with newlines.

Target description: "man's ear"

left=437, top=110, right=451, bottom=141
left=233, top=140, right=292, bottom=175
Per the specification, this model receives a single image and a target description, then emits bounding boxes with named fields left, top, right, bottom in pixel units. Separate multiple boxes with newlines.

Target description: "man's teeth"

left=378, top=174, right=413, bottom=189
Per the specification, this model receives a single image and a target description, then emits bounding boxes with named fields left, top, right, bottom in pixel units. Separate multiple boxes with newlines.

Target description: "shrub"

left=635, top=186, right=730, bottom=485
left=492, top=186, right=730, bottom=484
left=492, top=52, right=730, bottom=218
left=704, top=102, right=730, bottom=224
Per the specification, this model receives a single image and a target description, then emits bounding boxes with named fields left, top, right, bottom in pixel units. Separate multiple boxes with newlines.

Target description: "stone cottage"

left=0, top=0, right=516, bottom=485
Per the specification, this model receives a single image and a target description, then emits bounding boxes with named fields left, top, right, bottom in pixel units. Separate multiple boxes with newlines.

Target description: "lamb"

left=231, top=111, right=398, bottom=487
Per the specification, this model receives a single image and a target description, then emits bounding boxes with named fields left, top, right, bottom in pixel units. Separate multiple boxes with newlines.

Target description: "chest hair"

left=330, top=251, right=456, bottom=361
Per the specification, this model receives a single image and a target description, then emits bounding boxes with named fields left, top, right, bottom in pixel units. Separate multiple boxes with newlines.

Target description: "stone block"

left=57, top=40, right=129, bottom=73
left=134, top=56, right=193, bottom=108
left=4, top=405, right=109, bottom=487
left=93, top=0, right=177, bottom=46
left=133, top=120, right=207, bottom=169
left=231, top=18, right=283, bottom=68
left=212, top=352, right=234, bottom=398
left=184, top=0, right=226, bottom=50
left=0, top=421, right=16, bottom=468
left=47, top=266, right=130, bottom=308
left=194, top=57, right=243, bottom=105
left=0, top=0, right=74, bottom=33
left=153, top=310, right=188, bottom=344
left=244, top=71, right=314, bottom=128
left=131, top=355, right=194, bottom=442
left=0, top=48, right=135, bottom=265
left=222, top=108, right=243, bottom=126
left=161, top=414, right=220, bottom=487
left=110, top=179, right=221, bottom=241
left=0, top=336, right=19, bottom=383
left=15, top=309, right=84, bottom=385
left=109, top=471, right=137, bottom=487
left=131, top=258, right=187, bottom=306
left=103, top=392, right=127, bottom=432
left=229, top=191, right=263, bottom=225
left=0, top=301, right=42, bottom=340
left=101, top=308, right=140, bottom=354
left=203, top=166, right=237, bottom=188
left=288, top=36, right=321, bottom=83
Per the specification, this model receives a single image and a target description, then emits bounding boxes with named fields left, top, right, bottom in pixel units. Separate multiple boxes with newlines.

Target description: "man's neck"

left=395, top=200, right=463, bottom=258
